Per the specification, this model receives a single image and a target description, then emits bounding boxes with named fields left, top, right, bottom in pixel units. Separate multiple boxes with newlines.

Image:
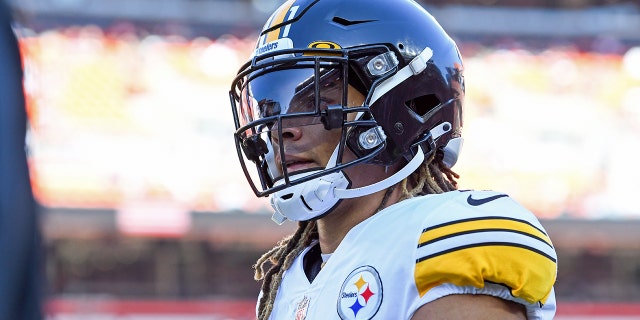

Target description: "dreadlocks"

left=252, top=150, right=459, bottom=320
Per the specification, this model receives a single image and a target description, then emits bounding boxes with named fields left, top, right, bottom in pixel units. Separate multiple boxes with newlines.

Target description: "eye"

left=318, top=97, right=331, bottom=109
left=259, top=100, right=281, bottom=117
left=322, top=78, right=340, bottom=88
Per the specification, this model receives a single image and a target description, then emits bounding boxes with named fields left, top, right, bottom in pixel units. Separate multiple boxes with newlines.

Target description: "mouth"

left=285, top=159, right=317, bottom=173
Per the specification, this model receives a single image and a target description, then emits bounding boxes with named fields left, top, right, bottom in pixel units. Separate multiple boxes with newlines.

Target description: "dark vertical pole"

left=0, top=1, right=43, bottom=319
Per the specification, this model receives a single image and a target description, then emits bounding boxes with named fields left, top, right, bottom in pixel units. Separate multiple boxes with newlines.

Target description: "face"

left=270, top=84, right=364, bottom=177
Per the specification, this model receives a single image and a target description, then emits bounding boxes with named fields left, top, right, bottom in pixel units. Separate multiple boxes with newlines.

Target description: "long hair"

left=253, top=150, right=459, bottom=319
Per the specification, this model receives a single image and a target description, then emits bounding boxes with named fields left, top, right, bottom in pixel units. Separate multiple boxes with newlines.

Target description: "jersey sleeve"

left=412, top=190, right=557, bottom=318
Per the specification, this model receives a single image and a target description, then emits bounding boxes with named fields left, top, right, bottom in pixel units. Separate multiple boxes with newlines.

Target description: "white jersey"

left=264, top=190, right=557, bottom=320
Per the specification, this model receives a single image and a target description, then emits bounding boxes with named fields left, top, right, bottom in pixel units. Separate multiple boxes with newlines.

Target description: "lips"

left=274, top=153, right=317, bottom=173
left=285, top=159, right=316, bottom=172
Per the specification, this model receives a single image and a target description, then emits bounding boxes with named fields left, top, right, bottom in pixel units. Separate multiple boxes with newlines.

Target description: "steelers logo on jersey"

left=337, top=266, right=383, bottom=320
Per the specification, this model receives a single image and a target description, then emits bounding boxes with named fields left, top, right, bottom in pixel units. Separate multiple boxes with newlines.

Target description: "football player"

left=228, top=0, right=558, bottom=319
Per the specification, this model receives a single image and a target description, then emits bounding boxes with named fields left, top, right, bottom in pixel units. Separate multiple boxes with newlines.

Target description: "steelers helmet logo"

left=337, top=266, right=383, bottom=320
left=308, top=41, right=342, bottom=49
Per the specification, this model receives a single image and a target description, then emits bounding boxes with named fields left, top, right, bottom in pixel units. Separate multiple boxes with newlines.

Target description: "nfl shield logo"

left=295, top=296, right=310, bottom=320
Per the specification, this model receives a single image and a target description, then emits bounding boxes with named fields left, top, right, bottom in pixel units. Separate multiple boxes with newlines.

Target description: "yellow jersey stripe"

left=419, top=216, right=552, bottom=248
left=264, top=0, right=296, bottom=43
left=414, top=244, right=557, bottom=304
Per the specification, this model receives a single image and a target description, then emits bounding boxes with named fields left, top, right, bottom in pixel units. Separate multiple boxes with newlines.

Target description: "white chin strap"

left=269, top=122, right=451, bottom=225
left=333, top=148, right=423, bottom=199
left=270, top=146, right=424, bottom=225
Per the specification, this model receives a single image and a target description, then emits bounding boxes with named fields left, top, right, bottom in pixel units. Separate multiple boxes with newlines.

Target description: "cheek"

left=318, top=129, right=342, bottom=152
left=308, top=127, right=344, bottom=163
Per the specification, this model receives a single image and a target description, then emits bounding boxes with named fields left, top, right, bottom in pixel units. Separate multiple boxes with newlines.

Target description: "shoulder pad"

left=413, top=190, right=557, bottom=305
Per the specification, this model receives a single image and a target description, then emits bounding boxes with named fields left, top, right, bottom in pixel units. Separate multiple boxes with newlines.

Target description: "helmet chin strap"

left=270, top=122, right=451, bottom=224
left=330, top=120, right=451, bottom=199
left=333, top=145, right=424, bottom=199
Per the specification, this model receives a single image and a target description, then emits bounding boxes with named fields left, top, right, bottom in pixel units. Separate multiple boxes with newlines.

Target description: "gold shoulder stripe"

left=419, top=216, right=553, bottom=248
left=414, top=243, right=557, bottom=304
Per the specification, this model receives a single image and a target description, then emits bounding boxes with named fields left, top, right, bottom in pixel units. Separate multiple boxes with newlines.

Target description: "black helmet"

left=229, top=0, right=464, bottom=221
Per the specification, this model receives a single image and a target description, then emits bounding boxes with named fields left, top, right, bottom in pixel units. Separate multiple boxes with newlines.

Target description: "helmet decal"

left=308, top=41, right=342, bottom=49
left=253, top=38, right=294, bottom=57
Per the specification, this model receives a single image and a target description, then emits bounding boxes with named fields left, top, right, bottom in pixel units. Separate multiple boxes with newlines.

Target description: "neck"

left=316, top=186, right=400, bottom=254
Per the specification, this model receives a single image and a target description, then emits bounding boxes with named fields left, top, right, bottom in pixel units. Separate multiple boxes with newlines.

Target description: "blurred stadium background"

left=6, top=0, right=640, bottom=318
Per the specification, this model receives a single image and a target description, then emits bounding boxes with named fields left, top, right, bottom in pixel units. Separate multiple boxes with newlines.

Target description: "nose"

left=271, top=119, right=302, bottom=141
left=270, top=122, right=303, bottom=145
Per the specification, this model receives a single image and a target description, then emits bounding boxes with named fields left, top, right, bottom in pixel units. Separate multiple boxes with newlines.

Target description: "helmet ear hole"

left=405, top=94, right=440, bottom=117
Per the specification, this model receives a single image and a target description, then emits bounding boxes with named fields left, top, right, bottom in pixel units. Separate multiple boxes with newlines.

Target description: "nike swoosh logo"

left=466, top=194, right=508, bottom=206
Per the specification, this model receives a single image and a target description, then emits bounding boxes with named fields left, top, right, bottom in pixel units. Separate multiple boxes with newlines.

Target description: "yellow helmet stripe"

left=264, top=0, right=297, bottom=43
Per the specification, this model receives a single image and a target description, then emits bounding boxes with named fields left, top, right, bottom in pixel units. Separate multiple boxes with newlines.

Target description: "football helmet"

left=229, top=0, right=464, bottom=223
